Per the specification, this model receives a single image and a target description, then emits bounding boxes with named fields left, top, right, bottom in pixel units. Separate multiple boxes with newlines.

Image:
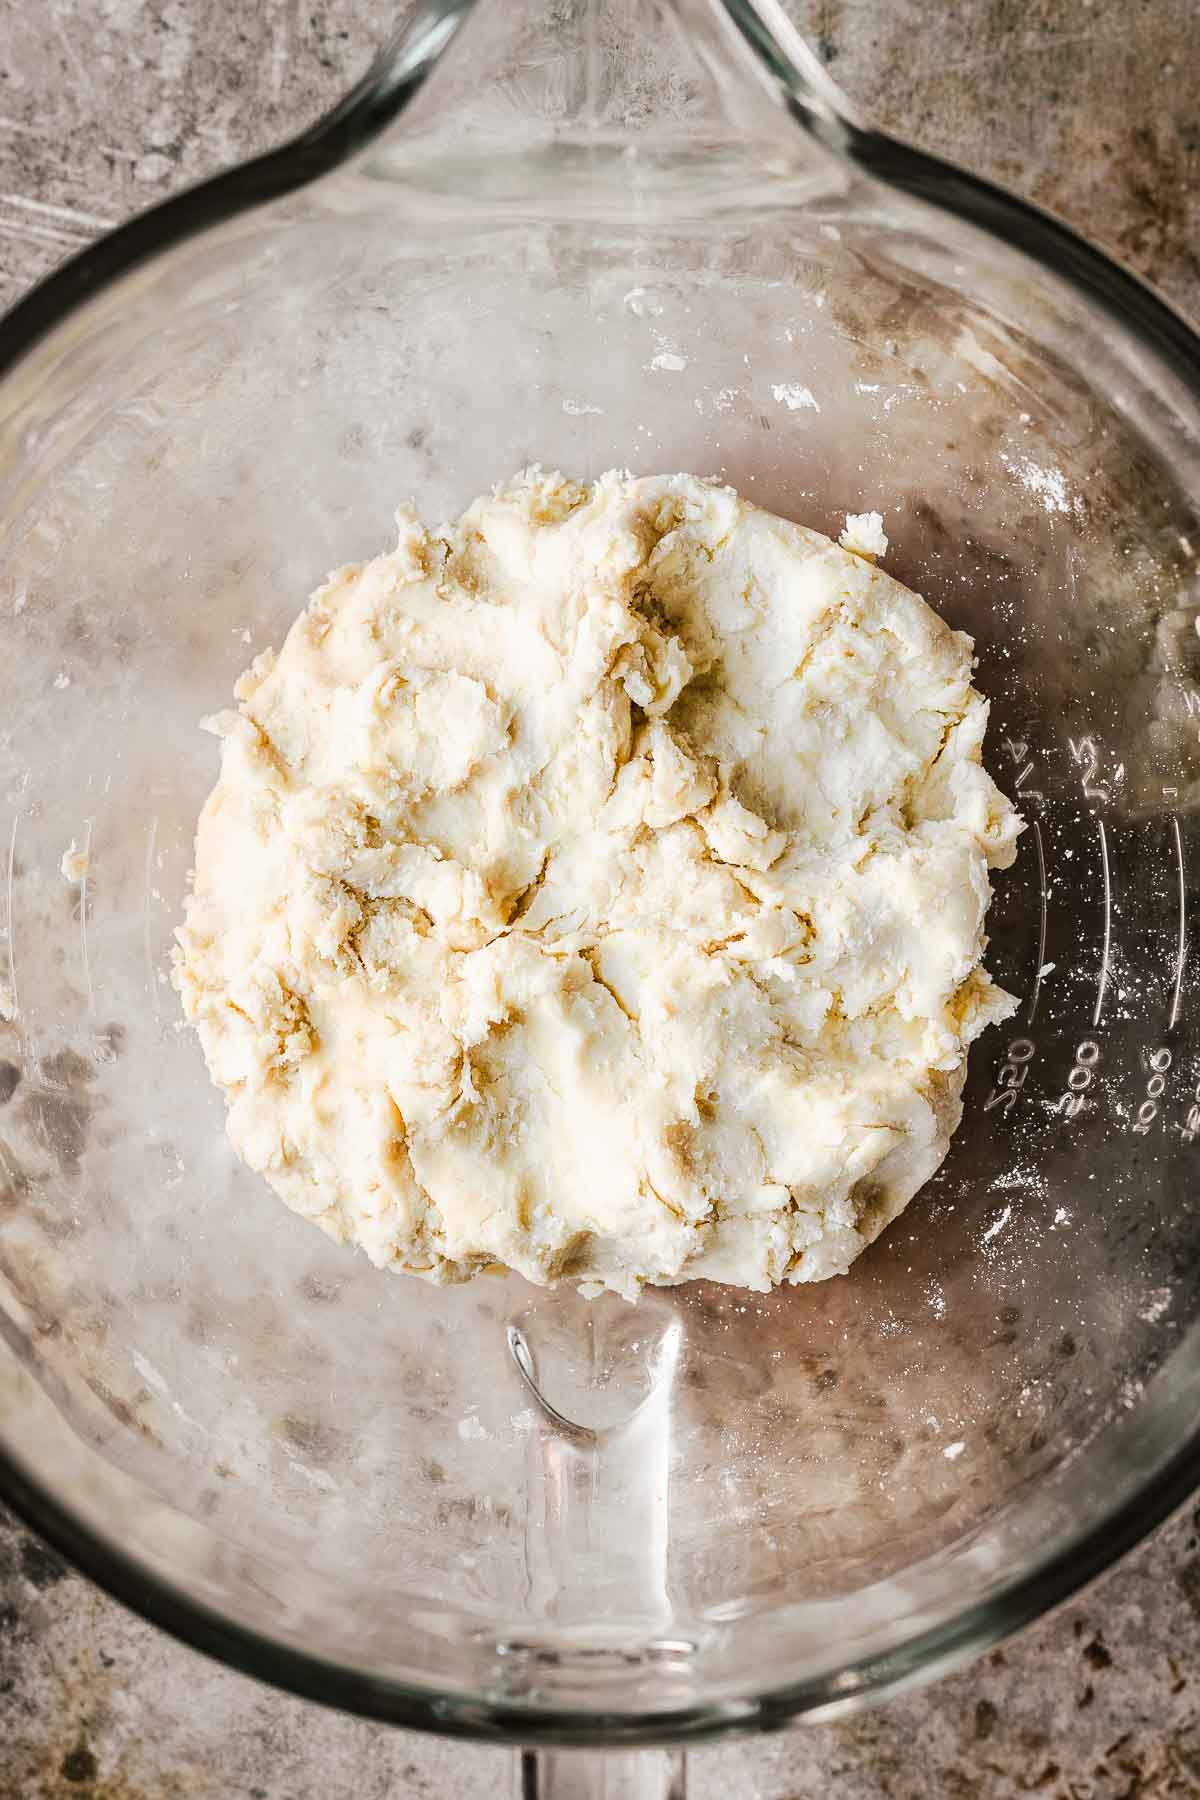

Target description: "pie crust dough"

left=174, top=470, right=1021, bottom=1297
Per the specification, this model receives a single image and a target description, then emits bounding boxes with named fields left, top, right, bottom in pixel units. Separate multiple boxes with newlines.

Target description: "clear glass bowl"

left=2, top=0, right=1200, bottom=1772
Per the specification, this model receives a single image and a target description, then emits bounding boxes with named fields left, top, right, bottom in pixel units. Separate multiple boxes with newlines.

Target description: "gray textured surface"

left=1, top=1, right=1199, bottom=1796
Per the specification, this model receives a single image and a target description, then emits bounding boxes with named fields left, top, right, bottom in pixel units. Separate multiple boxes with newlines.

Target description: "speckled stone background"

left=1, top=2, right=1199, bottom=1796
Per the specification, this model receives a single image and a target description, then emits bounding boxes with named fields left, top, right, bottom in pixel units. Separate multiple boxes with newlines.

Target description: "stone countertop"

left=1, top=2, right=1198, bottom=1796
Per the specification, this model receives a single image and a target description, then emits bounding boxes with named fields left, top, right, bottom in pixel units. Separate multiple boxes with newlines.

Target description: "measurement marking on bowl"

left=1093, top=818, right=1112, bottom=1029
left=1027, top=820, right=1049, bottom=1025
left=1170, top=816, right=1187, bottom=1030
left=143, top=817, right=161, bottom=1021
left=1132, top=1046, right=1173, bottom=1137
left=77, top=818, right=94, bottom=1013
left=1003, top=736, right=1043, bottom=803
left=1054, top=1037, right=1101, bottom=1120
left=1069, top=734, right=1111, bottom=807
left=4, top=813, right=19, bottom=1024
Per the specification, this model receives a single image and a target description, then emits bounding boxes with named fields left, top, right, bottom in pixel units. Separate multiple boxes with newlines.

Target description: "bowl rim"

left=3, top=0, right=1200, bottom=1747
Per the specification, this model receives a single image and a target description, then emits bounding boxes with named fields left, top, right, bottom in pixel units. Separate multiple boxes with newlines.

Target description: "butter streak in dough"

left=174, top=470, right=1021, bottom=1297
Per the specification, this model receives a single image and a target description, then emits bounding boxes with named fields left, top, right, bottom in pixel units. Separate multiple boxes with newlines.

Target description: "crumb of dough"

left=60, top=841, right=89, bottom=883
left=173, top=469, right=1022, bottom=1299
left=840, top=511, right=889, bottom=560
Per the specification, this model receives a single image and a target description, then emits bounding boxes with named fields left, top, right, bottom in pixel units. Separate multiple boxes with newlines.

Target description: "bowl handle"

left=520, top=1748, right=688, bottom=1798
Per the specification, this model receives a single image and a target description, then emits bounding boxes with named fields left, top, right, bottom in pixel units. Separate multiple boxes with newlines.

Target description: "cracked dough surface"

left=174, top=469, right=1021, bottom=1298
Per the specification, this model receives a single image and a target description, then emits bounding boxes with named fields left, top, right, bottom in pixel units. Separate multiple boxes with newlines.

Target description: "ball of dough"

left=174, top=470, right=1021, bottom=1298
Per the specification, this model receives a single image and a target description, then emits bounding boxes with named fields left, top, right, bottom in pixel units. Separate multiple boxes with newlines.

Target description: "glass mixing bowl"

left=2, top=0, right=1200, bottom=1791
